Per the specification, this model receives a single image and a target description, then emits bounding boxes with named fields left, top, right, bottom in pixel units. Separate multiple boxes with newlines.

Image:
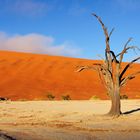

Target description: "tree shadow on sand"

left=123, top=108, right=140, bottom=115
left=0, top=131, right=16, bottom=140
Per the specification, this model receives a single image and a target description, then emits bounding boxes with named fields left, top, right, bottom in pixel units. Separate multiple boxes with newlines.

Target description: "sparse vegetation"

left=47, top=93, right=55, bottom=100
left=120, top=94, right=128, bottom=100
left=0, top=97, right=9, bottom=101
left=61, top=95, right=71, bottom=100
left=90, top=95, right=100, bottom=100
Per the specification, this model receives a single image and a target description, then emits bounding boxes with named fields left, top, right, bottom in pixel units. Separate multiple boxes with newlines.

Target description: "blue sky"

left=0, top=0, right=140, bottom=61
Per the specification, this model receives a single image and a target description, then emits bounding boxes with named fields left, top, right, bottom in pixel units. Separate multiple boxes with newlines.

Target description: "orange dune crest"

left=0, top=50, right=139, bottom=100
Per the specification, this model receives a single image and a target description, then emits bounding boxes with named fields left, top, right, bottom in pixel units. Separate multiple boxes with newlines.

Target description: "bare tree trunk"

left=108, top=63, right=121, bottom=117
left=108, top=88, right=121, bottom=116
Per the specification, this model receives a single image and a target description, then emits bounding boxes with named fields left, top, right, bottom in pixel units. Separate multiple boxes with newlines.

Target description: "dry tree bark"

left=77, top=13, right=140, bottom=117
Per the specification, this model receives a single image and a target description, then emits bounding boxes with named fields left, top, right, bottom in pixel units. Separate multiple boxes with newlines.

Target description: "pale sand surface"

left=0, top=100, right=140, bottom=140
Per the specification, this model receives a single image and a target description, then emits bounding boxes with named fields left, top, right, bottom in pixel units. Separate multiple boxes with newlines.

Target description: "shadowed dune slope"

left=0, top=50, right=139, bottom=100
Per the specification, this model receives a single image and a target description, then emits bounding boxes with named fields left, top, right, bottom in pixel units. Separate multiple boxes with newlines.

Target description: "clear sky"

left=0, top=0, right=140, bottom=61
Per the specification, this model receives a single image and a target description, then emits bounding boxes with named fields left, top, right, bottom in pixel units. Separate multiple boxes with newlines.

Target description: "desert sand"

left=0, top=100, right=140, bottom=140
left=0, top=50, right=140, bottom=100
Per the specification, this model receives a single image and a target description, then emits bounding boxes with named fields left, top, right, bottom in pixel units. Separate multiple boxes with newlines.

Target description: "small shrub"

left=120, top=94, right=128, bottom=100
left=0, top=97, right=9, bottom=101
left=61, top=95, right=71, bottom=100
left=47, top=93, right=55, bottom=100
left=90, top=95, right=100, bottom=100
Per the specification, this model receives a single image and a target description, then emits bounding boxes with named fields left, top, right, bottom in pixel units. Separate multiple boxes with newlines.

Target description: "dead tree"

left=77, top=13, right=140, bottom=117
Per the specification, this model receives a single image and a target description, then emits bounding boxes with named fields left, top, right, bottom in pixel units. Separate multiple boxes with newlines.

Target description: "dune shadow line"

left=123, top=108, right=140, bottom=115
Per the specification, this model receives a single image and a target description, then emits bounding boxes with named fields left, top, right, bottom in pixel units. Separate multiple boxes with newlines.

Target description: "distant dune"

left=0, top=50, right=139, bottom=100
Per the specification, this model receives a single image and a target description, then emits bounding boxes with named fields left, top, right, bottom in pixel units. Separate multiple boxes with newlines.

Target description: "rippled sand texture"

left=0, top=100, right=140, bottom=140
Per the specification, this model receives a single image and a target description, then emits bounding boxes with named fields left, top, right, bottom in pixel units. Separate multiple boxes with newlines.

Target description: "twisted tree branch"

left=92, top=13, right=113, bottom=74
left=120, top=71, right=140, bottom=87
left=119, top=57, right=140, bottom=82
left=119, top=46, right=140, bottom=64
left=76, top=66, right=97, bottom=72
left=92, top=13, right=110, bottom=52
left=109, top=51, right=119, bottom=63
left=109, top=28, right=115, bottom=38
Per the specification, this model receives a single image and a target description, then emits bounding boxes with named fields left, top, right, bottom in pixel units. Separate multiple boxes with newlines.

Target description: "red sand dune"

left=0, top=50, right=139, bottom=100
